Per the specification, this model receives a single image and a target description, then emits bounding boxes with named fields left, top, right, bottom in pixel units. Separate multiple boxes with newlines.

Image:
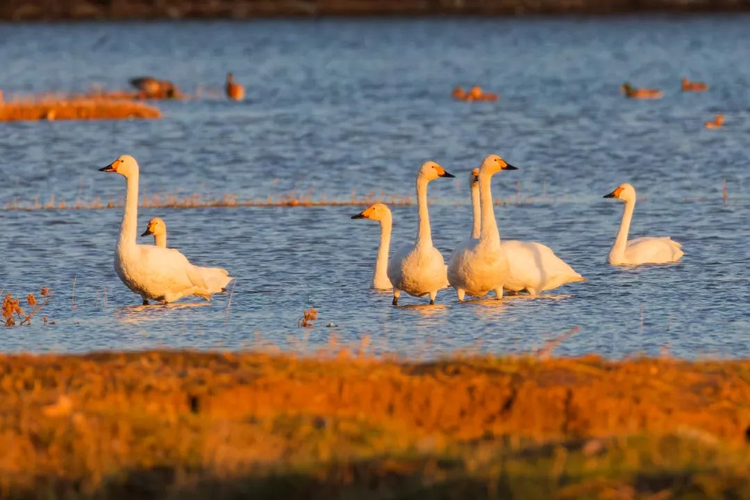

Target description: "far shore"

left=2, top=1, right=750, bottom=21
left=2, top=349, right=750, bottom=498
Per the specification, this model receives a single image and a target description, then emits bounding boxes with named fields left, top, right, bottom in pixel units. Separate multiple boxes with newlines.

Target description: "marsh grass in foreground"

left=2, top=351, right=750, bottom=498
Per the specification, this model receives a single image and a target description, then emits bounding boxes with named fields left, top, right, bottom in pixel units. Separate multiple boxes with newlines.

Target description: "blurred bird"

left=129, top=77, right=181, bottom=99
left=705, top=114, right=724, bottom=129
left=226, top=73, right=245, bottom=101
left=620, top=82, right=662, bottom=99
left=682, top=78, right=708, bottom=92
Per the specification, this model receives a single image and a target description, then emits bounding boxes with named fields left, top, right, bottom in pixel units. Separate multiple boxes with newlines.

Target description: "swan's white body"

left=448, top=155, right=515, bottom=301
left=101, top=155, right=233, bottom=304
left=351, top=203, right=393, bottom=290
left=604, top=183, right=684, bottom=266
left=464, top=170, right=585, bottom=295
left=387, top=161, right=454, bottom=305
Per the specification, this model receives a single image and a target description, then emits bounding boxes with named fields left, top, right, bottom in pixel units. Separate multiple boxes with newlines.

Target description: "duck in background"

left=130, top=77, right=181, bottom=99
left=705, top=114, right=724, bottom=129
left=620, top=82, right=662, bottom=100
left=682, top=78, right=708, bottom=92
left=226, top=73, right=245, bottom=101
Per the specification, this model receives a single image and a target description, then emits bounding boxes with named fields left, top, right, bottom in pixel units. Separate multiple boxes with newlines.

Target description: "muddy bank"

left=2, top=350, right=750, bottom=498
left=2, top=0, right=750, bottom=20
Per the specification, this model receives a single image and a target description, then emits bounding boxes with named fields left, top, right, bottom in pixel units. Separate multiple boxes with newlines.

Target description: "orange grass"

left=0, top=99, right=161, bottom=122
left=2, top=350, right=750, bottom=498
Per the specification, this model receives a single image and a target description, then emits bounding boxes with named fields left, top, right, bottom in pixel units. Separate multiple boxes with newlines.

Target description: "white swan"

left=351, top=203, right=393, bottom=290
left=142, top=217, right=167, bottom=248
left=387, top=161, right=454, bottom=305
left=100, top=155, right=234, bottom=304
left=448, top=155, right=516, bottom=301
left=465, top=170, right=585, bottom=295
left=604, top=183, right=684, bottom=266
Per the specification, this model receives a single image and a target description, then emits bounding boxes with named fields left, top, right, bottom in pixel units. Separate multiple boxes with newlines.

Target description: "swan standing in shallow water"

left=351, top=203, right=393, bottom=290
left=142, top=217, right=167, bottom=248
left=100, top=155, right=234, bottom=304
left=604, top=183, right=684, bottom=266
left=465, top=170, right=585, bottom=295
left=387, top=161, right=454, bottom=305
left=448, top=155, right=516, bottom=301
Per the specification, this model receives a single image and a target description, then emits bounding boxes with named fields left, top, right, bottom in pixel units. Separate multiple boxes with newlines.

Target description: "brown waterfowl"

left=682, top=78, right=708, bottom=92
left=620, top=82, right=662, bottom=100
left=129, top=77, right=181, bottom=99
left=705, top=114, right=724, bottom=129
left=226, top=73, right=245, bottom=101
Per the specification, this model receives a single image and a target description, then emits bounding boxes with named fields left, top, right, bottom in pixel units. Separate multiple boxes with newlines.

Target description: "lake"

left=1, top=16, right=749, bottom=357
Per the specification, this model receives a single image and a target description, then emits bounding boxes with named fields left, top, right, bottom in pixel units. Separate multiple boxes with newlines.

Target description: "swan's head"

left=351, top=203, right=391, bottom=222
left=141, top=217, right=166, bottom=238
left=470, top=168, right=479, bottom=186
left=604, top=183, right=636, bottom=202
left=479, top=154, right=518, bottom=175
left=100, top=155, right=139, bottom=178
left=418, top=161, right=454, bottom=181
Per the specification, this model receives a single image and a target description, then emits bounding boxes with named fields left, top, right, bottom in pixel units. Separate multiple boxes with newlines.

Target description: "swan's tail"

left=197, top=266, right=234, bottom=294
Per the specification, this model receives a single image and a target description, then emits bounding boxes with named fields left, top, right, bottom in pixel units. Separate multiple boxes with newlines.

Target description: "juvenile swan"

left=604, top=183, right=684, bottom=266
left=466, top=171, right=585, bottom=295
left=142, top=217, right=167, bottom=248
left=387, top=161, right=454, bottom=305
left=100, top=155, right=233, bottom=304
left=448, top=155, right=516, bottom=301
left=351, top=203, right=393, bottom=290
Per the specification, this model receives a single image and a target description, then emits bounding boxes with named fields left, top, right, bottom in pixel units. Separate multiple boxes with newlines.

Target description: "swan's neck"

left=155, top=233, right=167, bottom=248
left=416, top=177, right=432, bottom=247
left=470, top=181, right=481, bottom=239
left=119, top=174, right=139, bottom=249
left=612, top=197, right=635, bottom=259
left=478, top=171, right=500, bottom=245
left=374, top=214, right=392, bottom=286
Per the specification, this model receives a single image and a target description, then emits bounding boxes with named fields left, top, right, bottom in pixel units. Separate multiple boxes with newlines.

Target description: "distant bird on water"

left=682, top=78, right=708, bottom=92
left=705, top=114, right=724, bottom=129
left=620, top=82, right=662, bottom=100
left=226, top=73, right=245, bottom=101
left=129, top=77, right=181, bottom=99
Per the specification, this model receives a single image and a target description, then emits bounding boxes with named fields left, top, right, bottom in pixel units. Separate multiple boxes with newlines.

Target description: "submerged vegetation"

left=1, top=288, right=53, bottom=326
left=2, top=350, right=750, bottom=498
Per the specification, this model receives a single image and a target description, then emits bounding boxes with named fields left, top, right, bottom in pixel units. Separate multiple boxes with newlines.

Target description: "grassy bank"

left=0, top=99, right=161, bottom=122
left=2, top=351, right=750, bottom=498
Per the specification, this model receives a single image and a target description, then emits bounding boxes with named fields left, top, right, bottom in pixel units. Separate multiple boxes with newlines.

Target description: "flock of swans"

left=99, top=153, right=683, bottom=306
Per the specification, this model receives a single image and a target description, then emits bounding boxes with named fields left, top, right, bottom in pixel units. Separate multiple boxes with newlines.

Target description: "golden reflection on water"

left=116, top=302, right=210, bottom=324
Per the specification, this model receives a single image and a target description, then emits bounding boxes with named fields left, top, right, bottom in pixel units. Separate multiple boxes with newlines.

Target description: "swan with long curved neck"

left=448, top=155, right=516, bottom=301
left=351, top=203, right=393, bottom=290
left=142, top=217, right=167, bottom=248
left=387, top=161, right=454, bottom=305
left=100, top=155, right=233, bottom=304
left=467, top=171, right=585, bottom=295
left=604, top=183, right=684, bottom=266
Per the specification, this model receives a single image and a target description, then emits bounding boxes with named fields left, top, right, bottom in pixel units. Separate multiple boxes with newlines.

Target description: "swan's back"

left=502, top=240, right=584, bottom=293
left=624, top=237, right=684, bottom=265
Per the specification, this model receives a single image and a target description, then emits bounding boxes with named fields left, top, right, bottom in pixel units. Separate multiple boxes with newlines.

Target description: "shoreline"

left=3, top=350, right=750, bottom=498
left=2, top=3, right=750, bottom=21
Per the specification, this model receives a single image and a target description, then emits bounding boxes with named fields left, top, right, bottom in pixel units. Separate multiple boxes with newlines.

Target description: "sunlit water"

left=1, top=16, right=749, bottom=358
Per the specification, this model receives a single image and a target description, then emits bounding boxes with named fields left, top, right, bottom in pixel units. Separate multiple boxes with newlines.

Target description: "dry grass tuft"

left=2, top=351, right=750, bottom=498
left=298, top=308, right=318, bottom=327
left=2, top=287, right=53, bottom=326
left=0, top=98, right=160, bottom=122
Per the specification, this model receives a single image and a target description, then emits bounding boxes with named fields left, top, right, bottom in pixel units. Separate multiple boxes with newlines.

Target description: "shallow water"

left=1, top=16, right=749, bottom=357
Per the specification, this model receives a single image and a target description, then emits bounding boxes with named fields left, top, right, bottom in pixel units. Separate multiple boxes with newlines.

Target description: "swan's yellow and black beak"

left=351, top=211, right=367, bottom=219
left=439, top=170, right=455, bottom=178
left=604, top=186, right=623, bottom=199
left=503, top=163, right=518, bottom=171
left=99, top=161, right=117, bottom=173
left=141, top=226, right=154, bottom=237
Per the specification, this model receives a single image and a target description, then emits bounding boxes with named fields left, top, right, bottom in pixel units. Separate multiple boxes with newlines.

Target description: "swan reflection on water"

left=115, top=302, right=210, bottom=324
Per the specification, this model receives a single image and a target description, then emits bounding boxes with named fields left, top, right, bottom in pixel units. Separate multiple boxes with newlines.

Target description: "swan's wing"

left=194, top=265, right=233, bottom=293
left=136, top=245, right=206, bottom=289
left=502, top=240, right=584, bottom=291
left=626, top=237, right=684, bottom=263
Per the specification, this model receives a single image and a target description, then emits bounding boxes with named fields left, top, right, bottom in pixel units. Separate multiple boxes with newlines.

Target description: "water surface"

left=1, top=16, right=749, bottom=357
